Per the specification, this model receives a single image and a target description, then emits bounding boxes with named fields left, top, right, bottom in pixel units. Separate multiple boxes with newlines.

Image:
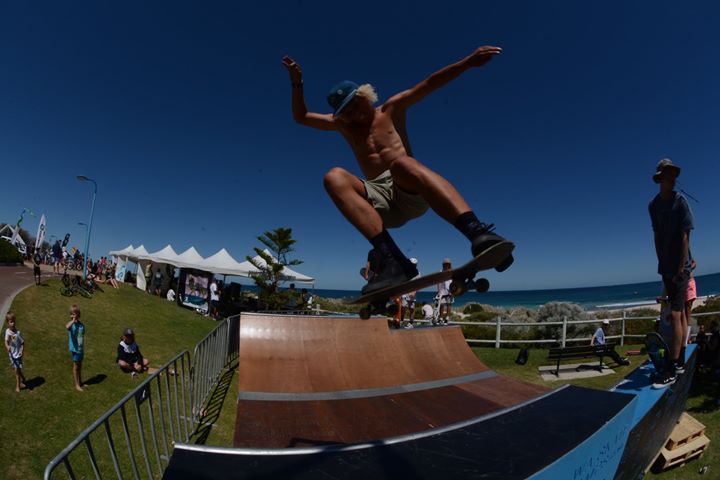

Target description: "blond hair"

left=70, top=304, right=81, bottom=318
left=356, top=83, right=378, bottom=104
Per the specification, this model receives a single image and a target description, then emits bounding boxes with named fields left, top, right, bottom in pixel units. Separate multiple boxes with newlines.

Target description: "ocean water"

left=310, top=272, right=720, bottom=311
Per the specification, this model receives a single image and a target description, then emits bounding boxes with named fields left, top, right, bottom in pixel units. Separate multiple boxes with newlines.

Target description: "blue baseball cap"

left=327, top=80, right=359, bottom=116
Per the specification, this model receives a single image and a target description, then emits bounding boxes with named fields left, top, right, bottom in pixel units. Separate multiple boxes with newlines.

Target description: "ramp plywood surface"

left=238, top=315, right=488, bottom=393
left=234, top=314, right=549, bottom=448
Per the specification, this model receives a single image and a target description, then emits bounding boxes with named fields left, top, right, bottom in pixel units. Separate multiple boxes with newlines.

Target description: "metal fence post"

left=621, top=311, right=626, bottom=346
left=561, top=316, right=567, bottom=348
left=495, top=317, right=502, bottom=348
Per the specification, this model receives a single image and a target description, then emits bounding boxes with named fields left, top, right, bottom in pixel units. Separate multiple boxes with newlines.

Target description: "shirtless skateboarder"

left=282, top=46, right=513, bottom=295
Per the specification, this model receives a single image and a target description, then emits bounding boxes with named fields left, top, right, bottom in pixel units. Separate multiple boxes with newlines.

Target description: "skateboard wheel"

left=449, top=280, right=465, bottom=296
left=475, top=278, right=490, bottom=293
left=359, top=307, right=371, bottom=320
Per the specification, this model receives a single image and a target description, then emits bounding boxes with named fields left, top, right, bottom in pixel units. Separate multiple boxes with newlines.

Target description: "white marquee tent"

left=109, top=245, right=315, bottom=285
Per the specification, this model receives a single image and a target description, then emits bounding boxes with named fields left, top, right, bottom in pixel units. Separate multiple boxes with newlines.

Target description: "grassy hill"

left=1, top=279, right=218, bottom=479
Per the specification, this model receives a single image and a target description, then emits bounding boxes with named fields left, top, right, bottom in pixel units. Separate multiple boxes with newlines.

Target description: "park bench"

left=547, top=343, right=618, bottom=377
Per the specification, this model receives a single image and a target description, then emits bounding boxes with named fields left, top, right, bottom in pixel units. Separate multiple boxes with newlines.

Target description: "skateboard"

left=645, top=332, right=673, bottom=385
left=346, top=241, right=515, bottom=320
left=657, top=296, right=673, bottom=346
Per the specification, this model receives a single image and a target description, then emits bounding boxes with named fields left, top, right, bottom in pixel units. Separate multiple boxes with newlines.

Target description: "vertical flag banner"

left=35, top=214, right=46, bottom=251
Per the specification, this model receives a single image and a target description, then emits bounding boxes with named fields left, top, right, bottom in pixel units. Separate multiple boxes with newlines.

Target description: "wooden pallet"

left=655, top=435, right=710, bottom=471
left=648, top=412, right=711, bottom=473
left=666, top=413, right=706, bottom=450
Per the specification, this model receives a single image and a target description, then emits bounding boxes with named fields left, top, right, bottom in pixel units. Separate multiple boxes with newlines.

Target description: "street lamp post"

left=76, top=176, right=97, bottom=280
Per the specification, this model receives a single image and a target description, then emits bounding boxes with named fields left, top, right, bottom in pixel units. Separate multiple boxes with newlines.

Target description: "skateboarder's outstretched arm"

left=385, top=46, right=502, bottom=111
left=282, top=56, right=336, bottom=131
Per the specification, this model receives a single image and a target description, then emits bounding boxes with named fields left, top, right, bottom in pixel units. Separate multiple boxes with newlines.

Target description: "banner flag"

left=34, top=215, right=46, bottom=251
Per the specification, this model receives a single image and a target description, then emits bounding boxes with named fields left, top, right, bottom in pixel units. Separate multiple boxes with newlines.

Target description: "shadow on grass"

left=24, top=376, right=45, bottom=390
left=84, top=374, right=107, bottom=385
left=687, top=369, right=720, bottom=414
left=192, top=361, right=238, bottom=445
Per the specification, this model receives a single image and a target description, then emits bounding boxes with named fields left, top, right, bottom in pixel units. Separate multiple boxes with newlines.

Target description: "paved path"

left=0, top=264, right=36, bottom=319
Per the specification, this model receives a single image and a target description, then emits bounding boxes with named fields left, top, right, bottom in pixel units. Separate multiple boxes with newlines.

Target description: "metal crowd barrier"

left=44, top=315, right=240, bottom=480
left=43, top=352, right=193, bottom=480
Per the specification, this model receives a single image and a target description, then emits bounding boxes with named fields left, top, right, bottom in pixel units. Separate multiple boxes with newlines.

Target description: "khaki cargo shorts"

left=363, top=170, right=429, bottom=228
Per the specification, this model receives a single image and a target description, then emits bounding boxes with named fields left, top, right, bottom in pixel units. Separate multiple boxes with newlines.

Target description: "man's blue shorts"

left=71, top=352, right=84, bottom=362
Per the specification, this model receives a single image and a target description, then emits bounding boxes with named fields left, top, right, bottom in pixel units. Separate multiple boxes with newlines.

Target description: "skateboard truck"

left=449, top=277, right=490, bottom=296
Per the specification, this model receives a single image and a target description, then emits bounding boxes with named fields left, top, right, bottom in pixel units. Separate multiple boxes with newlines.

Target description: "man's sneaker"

left=404, top=323, right=414, bottom=329
left=652, top=370, right=676, bottom=389
left=674, top=361, right=686, bottom=375
left=361, top=255, right=418, bottom=295
left=470, top=224, right=514, bottom=272
left=442, top=318, right=449, bottom=325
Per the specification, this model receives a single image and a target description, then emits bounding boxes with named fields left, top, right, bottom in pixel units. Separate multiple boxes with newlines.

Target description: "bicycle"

left=60, top=271, right=93, bottom=298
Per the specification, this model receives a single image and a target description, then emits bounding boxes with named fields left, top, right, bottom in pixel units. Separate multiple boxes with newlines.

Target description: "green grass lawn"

left=1, top=279, right=219, bottom=480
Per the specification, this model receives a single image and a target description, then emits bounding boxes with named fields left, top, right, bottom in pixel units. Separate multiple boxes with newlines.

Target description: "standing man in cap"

left=436, top=258, right=455, bottom=325
left=282, top=47, right=514, bottom=296
left=648, top=158, right=694, bottom=387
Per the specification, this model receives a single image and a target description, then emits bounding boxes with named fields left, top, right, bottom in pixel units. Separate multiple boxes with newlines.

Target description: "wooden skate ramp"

left=234, top=313, right=548, bottom=448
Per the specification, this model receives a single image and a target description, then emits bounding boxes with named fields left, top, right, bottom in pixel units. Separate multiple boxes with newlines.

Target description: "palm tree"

left=247, top=227, right=303, bottom=310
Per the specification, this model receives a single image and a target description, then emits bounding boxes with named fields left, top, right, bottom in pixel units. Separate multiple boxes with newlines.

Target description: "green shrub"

left=463, top=303, right=486, bottom=314
left=625, top=308, right=658, bottom=336
left=0, top=240, right=23, bottom=263
left=692, top=297, right=720, bottom=328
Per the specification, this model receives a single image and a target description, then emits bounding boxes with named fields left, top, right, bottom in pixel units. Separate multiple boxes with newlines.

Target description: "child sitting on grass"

left=4, top=312, right=26, bottom=393
left=117, top=328, right=149, bottom=377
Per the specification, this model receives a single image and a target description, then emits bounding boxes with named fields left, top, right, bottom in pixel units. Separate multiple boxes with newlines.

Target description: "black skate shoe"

left=470, top=223, right=514, bottom=272
left=361, top=256, right=418, bottom=296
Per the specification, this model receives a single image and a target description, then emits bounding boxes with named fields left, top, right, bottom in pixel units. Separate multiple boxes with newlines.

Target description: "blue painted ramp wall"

left=612, top=345, right=697, bottom=479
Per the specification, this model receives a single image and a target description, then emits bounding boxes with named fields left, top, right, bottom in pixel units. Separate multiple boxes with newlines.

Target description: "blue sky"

left=1, top=1, right=719, bottom=291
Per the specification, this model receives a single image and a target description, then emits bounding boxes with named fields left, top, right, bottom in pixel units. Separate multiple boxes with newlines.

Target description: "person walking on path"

left=648, top=158, right=694, bottom=387
left=65, top=304, right=86, bottom=392
left=283, top=46, right=514, bottom=296
left=5, top=312, right=26, bottom=392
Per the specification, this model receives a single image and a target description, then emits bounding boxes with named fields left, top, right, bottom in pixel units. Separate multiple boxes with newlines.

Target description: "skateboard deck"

left=645, top=332, right=673, bottom=380
left=346, top=241, right=515, bottom=311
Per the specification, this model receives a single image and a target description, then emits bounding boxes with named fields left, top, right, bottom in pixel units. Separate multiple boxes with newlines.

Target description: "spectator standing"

left=685, top=259, right=698, bottom=345
left=402, top=258, right=419, bottom=329
left=32, top=249, right=42, bottom=285
left=209, top=279, right=220, bottom=318
left=436, top=258, right=454, bottom=325
left=153, top=268, right=163, bottom=295
left=52, top=240, right=62, bottom=274
left=65, top=304, right=85, bottom=392
left=648, top=158, right=694, bottom=387
left=4, top=312, right=26, bottom=392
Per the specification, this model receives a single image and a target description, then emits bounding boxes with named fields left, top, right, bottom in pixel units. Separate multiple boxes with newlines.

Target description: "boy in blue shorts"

left=5, top=312, right=26, bottom=392
left=65, top=304, right=85, bottom=392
